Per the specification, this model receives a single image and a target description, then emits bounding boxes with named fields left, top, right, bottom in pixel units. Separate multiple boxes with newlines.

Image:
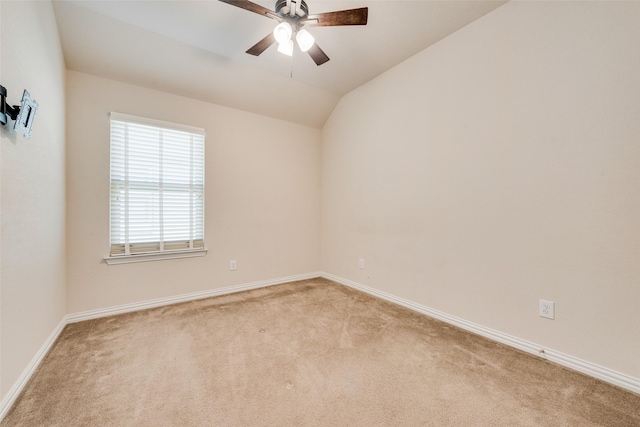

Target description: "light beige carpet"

left=2, top=278, right=639, bottom=426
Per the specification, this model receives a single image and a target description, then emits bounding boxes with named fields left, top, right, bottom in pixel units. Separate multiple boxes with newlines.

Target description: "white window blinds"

left=109, top=113, right=205, bottom=257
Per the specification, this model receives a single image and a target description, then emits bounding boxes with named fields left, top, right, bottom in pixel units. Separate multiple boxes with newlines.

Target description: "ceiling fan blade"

left=307, top=43, right=330, bottom=66
left=246, top=32, right=276, bottom=56
left=218, top=0, right=277, bottom=19
left=304, top=7, right=368, bottom=27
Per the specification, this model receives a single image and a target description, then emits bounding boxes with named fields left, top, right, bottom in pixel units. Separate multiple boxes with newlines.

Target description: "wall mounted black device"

left=1, top=84, right=39, bottom=139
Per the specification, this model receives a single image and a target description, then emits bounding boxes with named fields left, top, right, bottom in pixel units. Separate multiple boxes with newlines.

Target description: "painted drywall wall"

left=321, top=1, right=640, bottom=379
left=0, top=1, right=66, bottom=398
left=0, top=0, right=3, bottom=400
left=66, top=71, right=321, bottom=314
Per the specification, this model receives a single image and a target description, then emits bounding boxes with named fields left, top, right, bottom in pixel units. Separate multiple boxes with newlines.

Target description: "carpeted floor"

left=2, top=278, right=639, bottom=426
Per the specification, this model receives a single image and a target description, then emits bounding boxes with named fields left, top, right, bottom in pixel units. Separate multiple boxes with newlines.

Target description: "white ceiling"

left=52, top=0, right=507, bottom=128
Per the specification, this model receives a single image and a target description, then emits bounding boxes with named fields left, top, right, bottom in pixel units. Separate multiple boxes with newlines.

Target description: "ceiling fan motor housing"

left=275, top=0, right=309, bottom=21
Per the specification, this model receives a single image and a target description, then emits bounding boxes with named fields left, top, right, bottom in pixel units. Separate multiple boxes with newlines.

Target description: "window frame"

left=104, top=112, right=207, bottom=265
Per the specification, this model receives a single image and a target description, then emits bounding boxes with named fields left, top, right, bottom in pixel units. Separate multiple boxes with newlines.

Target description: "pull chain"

left=290, top=49, right=294, bottom=79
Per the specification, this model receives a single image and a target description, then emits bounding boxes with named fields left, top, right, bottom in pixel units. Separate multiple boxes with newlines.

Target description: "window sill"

left=104, top=248, right=207, bottom=265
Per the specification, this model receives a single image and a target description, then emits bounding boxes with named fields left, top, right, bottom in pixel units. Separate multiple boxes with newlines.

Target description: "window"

left=106, top=112, right=206, bottom=264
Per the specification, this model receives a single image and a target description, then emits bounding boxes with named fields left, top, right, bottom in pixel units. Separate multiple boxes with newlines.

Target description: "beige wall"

left=321, top=1, right=640, bottom=379
left=2, top=0, right=639, bottom=402
left=0, top=1, right=67, bottom=398
left=66, top=71, right=321, bottom=314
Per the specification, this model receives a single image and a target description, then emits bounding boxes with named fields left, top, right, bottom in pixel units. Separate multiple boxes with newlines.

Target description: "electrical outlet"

left=358, top=258, right=365, bottom=269
left=539, top=299, right=554, bottom=319
left=230, top=260, right=237, bottom=271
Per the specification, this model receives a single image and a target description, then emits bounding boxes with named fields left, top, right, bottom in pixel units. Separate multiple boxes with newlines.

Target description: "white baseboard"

left=321, top=272, right=640, bottom=395
left=3, top=270, right=637, bottom=423
left=0, top=317, right=67, bottom=421
left=66, top=272, right=323, bottom=323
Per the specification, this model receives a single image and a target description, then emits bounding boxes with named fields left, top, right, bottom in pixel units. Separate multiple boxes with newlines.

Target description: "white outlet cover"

left=358, top=258, right=365, bottom=269
left=230, top=260, right=237, bottom=271
left=539, top=299, right=555, bottom=319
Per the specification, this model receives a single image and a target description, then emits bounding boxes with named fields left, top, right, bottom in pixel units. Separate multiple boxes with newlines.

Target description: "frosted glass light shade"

left=277, top=40, right=294, bottom=56
left=296, top=29, right=315, bottom=52
left=273, top=22, right=293, bottom=45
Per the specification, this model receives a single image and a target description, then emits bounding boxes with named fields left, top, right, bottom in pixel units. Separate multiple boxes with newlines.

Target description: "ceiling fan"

left=219, top=0, right=368, bottom=66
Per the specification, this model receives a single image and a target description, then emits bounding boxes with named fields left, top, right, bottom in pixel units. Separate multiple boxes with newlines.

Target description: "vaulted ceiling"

left=52, top=0, right=507, bottom=128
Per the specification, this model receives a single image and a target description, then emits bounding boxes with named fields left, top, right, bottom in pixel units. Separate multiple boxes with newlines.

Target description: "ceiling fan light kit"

left=277, top=39, right=294, bottom=56
left=296, top=29, right=314, bottom=52
left=219, top=0, right=368, bottom=66
left=273, top=21, right=293, bottom=44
